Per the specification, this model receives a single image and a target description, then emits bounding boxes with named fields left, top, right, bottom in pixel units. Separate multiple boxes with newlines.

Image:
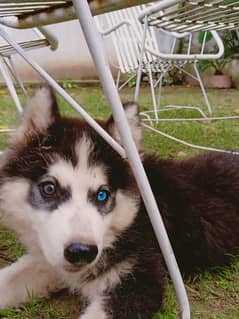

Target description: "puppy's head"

left=0, top=87, right=142, bottom=273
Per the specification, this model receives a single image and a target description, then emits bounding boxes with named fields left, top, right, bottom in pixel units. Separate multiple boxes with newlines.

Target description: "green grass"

left=0, top=297, right=68, bottom=319
left=1, top=85, right=239, bottom=318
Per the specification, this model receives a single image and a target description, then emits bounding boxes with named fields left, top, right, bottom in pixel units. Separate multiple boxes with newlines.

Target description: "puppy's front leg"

left=78, top=271, right=164, bottom=319
left=78, top=267, right=165, bottom=319
left=0, top=253, right=62, bottom=308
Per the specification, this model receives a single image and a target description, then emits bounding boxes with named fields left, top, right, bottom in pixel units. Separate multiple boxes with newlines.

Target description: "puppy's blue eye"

left=97, top=190, right=109, bottom=202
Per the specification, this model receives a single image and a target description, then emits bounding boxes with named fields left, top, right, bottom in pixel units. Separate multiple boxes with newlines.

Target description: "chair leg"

left=0, top=58, right=23, bottom=114
left=115, top=69, right=121, bottom=89
left=194, top=62, right=212, bottom=114
left=118, top=73, right=136, bottom=91
left=134, top=67, right=141, bottom=103
left=134, top=15, right=148, bottom=103
left=157, top=74, right=164, bottom=110
left=148, top=67, right=158, bottom=122
left=7, top=56, right=27, bottom=99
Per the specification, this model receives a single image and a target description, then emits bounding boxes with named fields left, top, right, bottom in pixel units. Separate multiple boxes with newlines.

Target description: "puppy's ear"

left=12, top=86, right=60, bottom=144
left=106, top=102, right=142, bottom=150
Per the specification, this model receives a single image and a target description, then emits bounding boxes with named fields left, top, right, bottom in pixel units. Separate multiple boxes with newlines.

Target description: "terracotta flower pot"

left=202, top=74, right=232, bottom=89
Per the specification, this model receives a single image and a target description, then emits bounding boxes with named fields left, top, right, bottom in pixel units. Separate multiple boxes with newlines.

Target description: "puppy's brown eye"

left=40, top=181, right=57, bottom=197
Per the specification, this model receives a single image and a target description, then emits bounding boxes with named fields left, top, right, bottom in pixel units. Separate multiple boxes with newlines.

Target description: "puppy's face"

left=0, top=88, right=142, bottom=273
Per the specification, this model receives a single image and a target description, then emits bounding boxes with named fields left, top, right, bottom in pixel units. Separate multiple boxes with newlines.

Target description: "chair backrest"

left=95, top=4, right=161, bottom=74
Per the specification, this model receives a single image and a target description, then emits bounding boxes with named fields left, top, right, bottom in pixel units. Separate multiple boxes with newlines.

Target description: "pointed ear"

left=12, top=86, right=60, bottom=144
left=106, top=102, right=142, bottom=149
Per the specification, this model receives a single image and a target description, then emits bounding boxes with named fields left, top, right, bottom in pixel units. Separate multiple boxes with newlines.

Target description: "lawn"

left=0, top=85, right=239, bottom=319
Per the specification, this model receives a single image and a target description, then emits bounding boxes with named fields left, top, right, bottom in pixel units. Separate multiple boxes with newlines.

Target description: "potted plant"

left=199, top=30, right=239, bottom=88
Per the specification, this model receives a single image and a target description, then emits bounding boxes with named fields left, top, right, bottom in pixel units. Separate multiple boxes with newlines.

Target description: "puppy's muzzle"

left=64, top=243, right=98, bottom=265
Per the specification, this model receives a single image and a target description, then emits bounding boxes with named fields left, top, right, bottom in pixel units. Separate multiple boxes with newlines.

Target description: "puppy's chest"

left=64, top=258, right=136, bottom=299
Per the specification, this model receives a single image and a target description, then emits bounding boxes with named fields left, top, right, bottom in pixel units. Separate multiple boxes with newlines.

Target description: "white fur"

left=8, top=87, right=55, bottom=149
left=24, top=87, right=55, bottom=131
left=103, top=190, right=139, bottom=248
left=0, top=178, right=40, bottom=252
left=79, top=296, right=107, bottom=319
left=80, top=259, right=135, bottom=299
left=0, top=254, right=63, bottom=308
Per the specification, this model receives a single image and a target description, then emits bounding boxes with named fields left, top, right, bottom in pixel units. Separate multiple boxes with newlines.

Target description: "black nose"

left=64, top=243, right=98, bottom=264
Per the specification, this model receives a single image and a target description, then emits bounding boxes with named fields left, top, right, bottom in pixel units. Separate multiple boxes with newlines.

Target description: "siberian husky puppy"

left=0, top=87, right=239, bottom=319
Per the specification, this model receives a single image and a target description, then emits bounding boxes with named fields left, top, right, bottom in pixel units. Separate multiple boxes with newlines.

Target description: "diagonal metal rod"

left=0, top=58, right=22, bottom=113
left=72, top=0, right=190, bottom=318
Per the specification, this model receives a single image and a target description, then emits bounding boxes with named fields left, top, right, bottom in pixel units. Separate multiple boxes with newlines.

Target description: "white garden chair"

left=94, top=3, right=224, bottom=121
left=0, top=26, right=58, bottom=115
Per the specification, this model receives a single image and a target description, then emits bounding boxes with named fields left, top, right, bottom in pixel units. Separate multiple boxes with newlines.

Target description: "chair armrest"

left=142, top=30, right=224, bottom=60
left=95, top=19, right=132, bottom=36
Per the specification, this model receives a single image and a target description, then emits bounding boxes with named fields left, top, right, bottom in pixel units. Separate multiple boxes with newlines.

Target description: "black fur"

left=2, top=90, right=239, bottom=318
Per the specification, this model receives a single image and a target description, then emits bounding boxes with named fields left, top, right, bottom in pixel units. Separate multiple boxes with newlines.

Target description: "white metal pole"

left=7, top=56, right=27, bottom=98
left=193, top=62, right=212, bottom=114
left=148, top=66, right=159, bottom=122
left=134, top=15, right=148, bottom=103
left=72, top=1, right=190, bottom=318
left=0, top=58, right=22, bottom=113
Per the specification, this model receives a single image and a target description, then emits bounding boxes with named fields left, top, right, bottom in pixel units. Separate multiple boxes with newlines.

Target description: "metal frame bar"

left=134, top=15, right=148, bottom=103
left=6, top=56, right=27, bottom=98
left=72, top=1, right=190, bottom=318
left=193, top=62, right=212, bottom=114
